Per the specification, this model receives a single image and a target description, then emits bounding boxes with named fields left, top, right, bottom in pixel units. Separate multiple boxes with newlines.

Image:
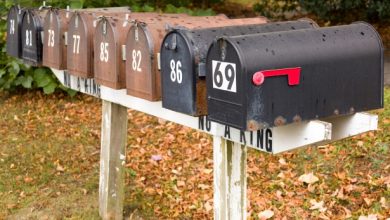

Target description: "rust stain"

left=274, top=116, right=286, bottom=126
left=293, top=115, right=302, bottom=123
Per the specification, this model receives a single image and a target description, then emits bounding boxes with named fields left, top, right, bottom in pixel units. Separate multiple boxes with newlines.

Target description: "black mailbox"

left=6, top=5, right=24, bottom=58
left=160, top=20, right=318, bottom=116
left=206, top=22, right=384, bottom=131
left=21, top=8, right=47, bottom=66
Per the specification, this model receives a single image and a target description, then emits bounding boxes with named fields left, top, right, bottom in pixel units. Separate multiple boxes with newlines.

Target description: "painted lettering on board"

left=198, top=116, right=273, bottom=152
left=63, top=71, right=101, bottom=98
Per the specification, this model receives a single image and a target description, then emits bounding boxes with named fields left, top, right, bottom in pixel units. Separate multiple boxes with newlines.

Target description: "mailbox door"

left=21, top=9, right=46, bottom=66
left=126, top=24, right=155, bottom=99
left=42, top=9, right=69, bottom=69
left=6, top=5, right=23, bottom=58
left=67, top=12, right=93, bottom=78
left=206, top=39, right=246, bottom=128
left=161, top=32, right=196, bottom=114
left=94, top=18, right=122, bottom=88
left=125, top=14, right=193, bottom=100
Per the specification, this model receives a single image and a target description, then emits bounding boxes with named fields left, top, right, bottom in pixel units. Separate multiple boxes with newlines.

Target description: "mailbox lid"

left=21, top=8, right=47, bottom=66
left=6, top=5, right=24, bottom=58
left=67, top=12, right=92, bottom=77
left=42, top=8, right=71, bottom=69
left=94, top=16, right=131, bottom=89
left=161, top=20, right=317, bottom=116
left=206, top=22, right=384, bottom=130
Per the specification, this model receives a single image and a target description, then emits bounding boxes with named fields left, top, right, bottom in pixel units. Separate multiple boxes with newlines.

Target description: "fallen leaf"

left=278, top=158, right=287, bottom=166
left=298, top=172, right=319, bottom=184
left=364, top=198, right=373, bottom=206
left=358, top=215, right=377, bottom=220
left=202, top=169, right=213, bottom=174
left=198, top=184, right=210, bottom=190
left=356, top=141, right=364, bottom=147
left=7, top=203, right=16, bottom=209
left=204, top=201, right=213, bottom=212
left=309, top=199, right=327, bottom=212
left=151, top=155, right=163, bottom=161
left=341, top=206, right=352, bottom=218
left=177, top=181, right=185, bottom=187
left=380, top=197, right=388, bottom=209
left=258, top=210, right=274, bottom=220
left=24, top=176, right=33, bottom=183
left=56, top=164, right=65, bottom=172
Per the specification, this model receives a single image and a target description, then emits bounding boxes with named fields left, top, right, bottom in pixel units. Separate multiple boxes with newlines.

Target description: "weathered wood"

left=99, top=100, right=128, bottom=220
left=213, top=136, right=247, bottom=220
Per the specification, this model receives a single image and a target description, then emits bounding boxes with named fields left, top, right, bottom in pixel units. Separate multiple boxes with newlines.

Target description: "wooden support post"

left=213, top=136, right=247, bottom=220
left=99, top=100, right=128, bottom=220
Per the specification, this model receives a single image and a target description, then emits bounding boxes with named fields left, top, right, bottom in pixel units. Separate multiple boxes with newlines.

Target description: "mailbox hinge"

left=122, top=45, right=126, bottom=61
left=157, top=53, right=161, bottom=70
left=64, top=32, right=68, bottom=46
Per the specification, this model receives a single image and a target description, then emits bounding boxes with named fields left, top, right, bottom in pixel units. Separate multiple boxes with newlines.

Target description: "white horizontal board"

left=320, top=113, right=378, bottom=143
left=52, top=69, right=377, bottom=154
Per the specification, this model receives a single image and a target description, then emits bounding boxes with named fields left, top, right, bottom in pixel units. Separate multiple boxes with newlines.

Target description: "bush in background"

left=253, top=0, right=390, bottom=24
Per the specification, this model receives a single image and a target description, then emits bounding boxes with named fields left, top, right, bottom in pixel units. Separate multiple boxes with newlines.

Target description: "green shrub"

left=299, top=0, right=390, bottom=24
left=253, top=0, right=301, bottom=19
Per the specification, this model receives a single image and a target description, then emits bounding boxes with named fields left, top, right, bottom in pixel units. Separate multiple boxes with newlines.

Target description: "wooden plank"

left=320, top=112, right=378, bottom=143
left=213, top=136, right=247, bottom=220
left=99, top=100, right=128, bottom=220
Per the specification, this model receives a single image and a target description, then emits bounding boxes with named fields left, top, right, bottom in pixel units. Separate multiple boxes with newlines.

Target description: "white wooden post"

left=213, top=136, right=247, bottom=220
left=99, top=100, right=128, bottom=220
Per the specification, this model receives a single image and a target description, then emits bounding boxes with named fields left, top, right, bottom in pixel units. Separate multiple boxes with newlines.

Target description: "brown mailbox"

left=42, top=8, right=71, bottom=69
left=125, top=16, right=268, bottom=101
left=67, top=9, right=131, bottom=78
left=93, top=13, right=190, bottom=89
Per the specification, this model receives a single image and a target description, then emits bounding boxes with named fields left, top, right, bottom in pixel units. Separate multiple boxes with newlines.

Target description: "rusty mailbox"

left=161, top=20, right=317, bottom=116
left=21, top=8, right=48, bottom=66
left=206, top=22, right=383, bottom=130
left=67, top=9, right=131, bottom=78
left=6, top=5, right=24, bottom=58
left=42, top=8, right=71, bottom=69
left=94, top=13, right=191, bottom=89
left=126, top=16, right=269, bottom=101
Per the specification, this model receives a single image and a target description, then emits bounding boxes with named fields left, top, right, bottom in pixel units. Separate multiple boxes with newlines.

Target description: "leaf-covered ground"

left=0, top=88, right=389, bottom=219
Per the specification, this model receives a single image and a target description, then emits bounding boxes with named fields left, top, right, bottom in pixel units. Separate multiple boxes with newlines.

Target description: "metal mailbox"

left=6, top=5, right=24, bottom=58
left=206, top=22, right=383, bottom=131
left=160, top=20, right=317, bottom=116
left=126, top=16, right=269, bottom=101
left=94, top=13, right=190, bottom=89
left=67, top=9, right=131, bottom=78
left=21, top=8, right=48, bottom=66
left=42, top=8, right=71, bottom=69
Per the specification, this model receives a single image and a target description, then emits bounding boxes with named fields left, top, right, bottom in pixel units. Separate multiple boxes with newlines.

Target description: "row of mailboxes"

left=7, top=6, right=383, bottom=130
left=125, top=16, right=269, bottom=99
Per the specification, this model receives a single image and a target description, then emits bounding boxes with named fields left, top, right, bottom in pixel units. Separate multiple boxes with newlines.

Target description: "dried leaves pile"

left=0, top=90, right=389, bottom=219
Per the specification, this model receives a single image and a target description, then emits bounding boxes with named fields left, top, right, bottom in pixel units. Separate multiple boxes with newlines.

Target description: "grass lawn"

left=0, top=88, right=389, bottom=219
